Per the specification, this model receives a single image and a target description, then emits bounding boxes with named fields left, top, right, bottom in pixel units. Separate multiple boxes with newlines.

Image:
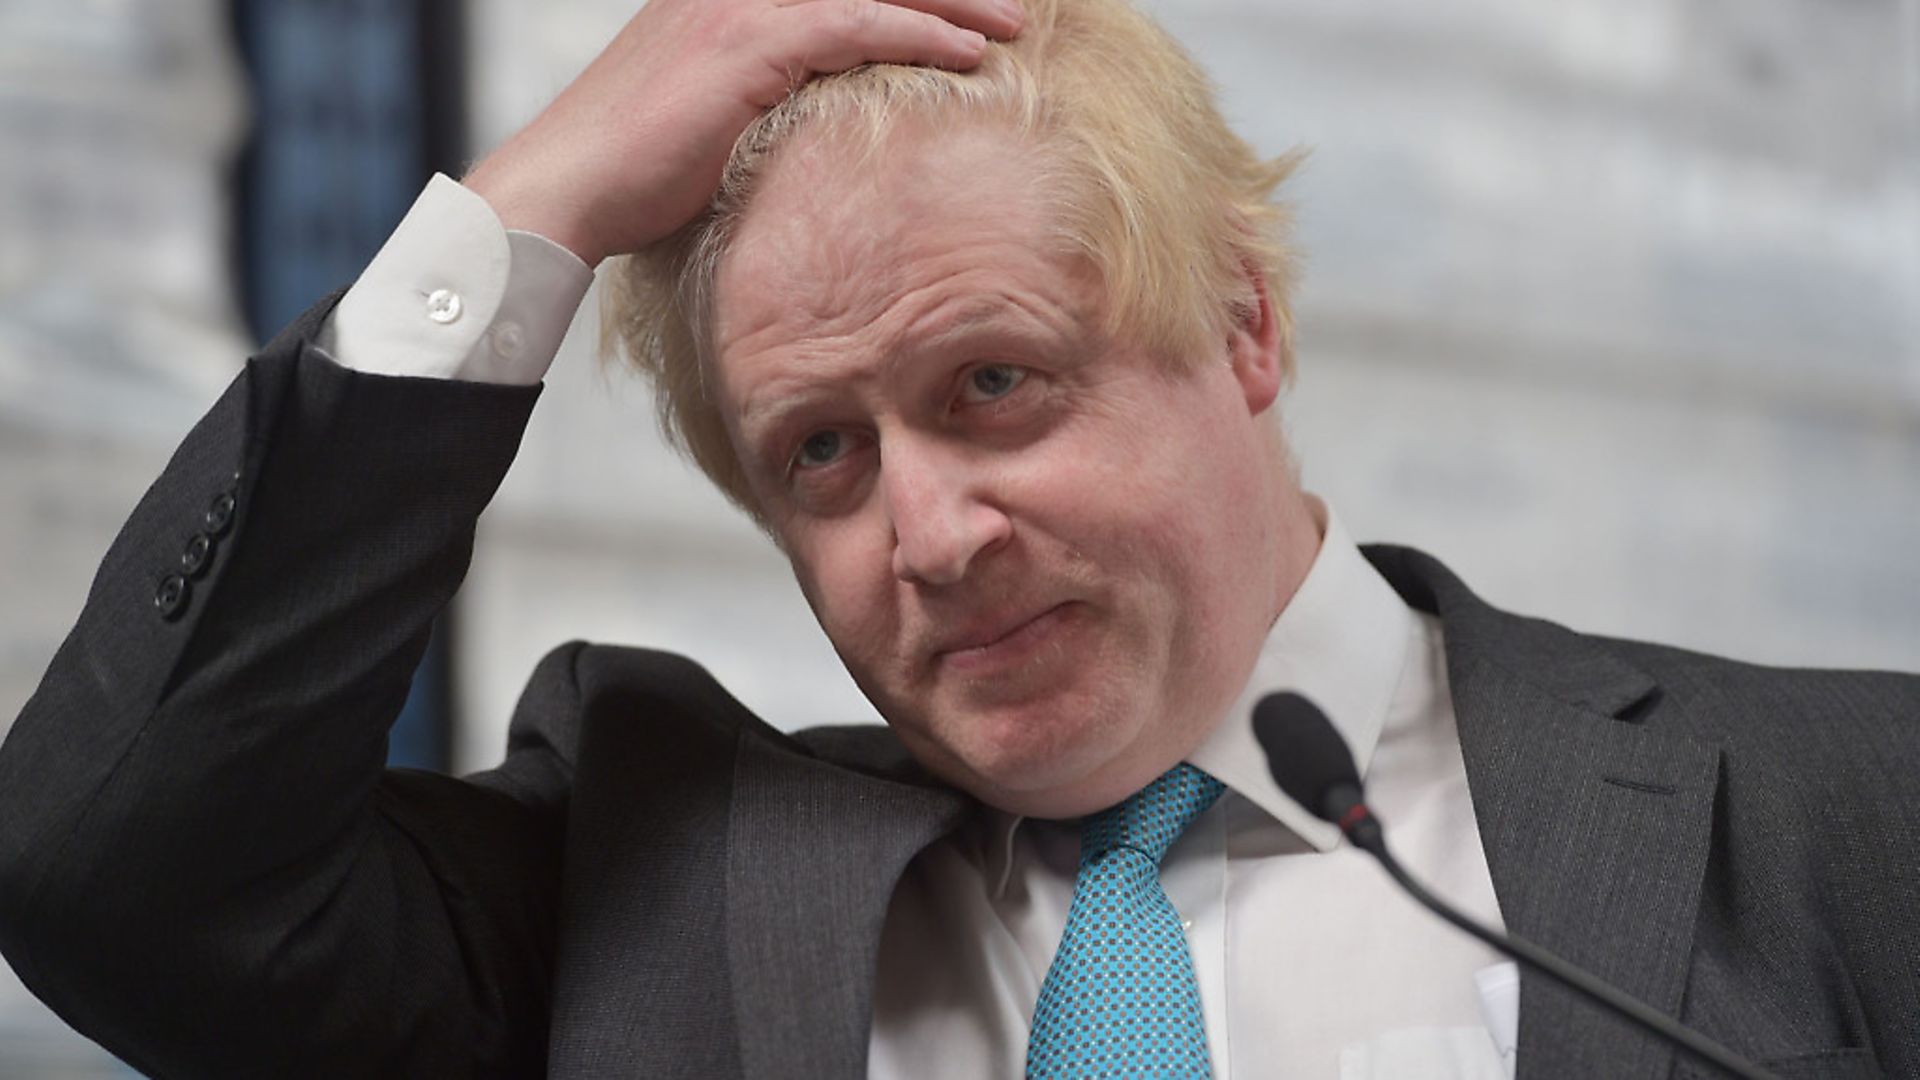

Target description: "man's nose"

left=882, top=440, right=1012, bottom=586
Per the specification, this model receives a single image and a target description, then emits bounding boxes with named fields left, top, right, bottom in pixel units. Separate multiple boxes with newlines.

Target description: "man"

left=2, top=0, right=1916, bottom=1077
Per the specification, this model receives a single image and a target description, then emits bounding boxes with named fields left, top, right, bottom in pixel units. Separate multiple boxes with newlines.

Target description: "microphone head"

left=1251, top=691, right=1361, bottom=824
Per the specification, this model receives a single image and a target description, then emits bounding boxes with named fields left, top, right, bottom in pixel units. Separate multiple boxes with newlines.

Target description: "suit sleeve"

left=0, top=297, right=564, bottom=1078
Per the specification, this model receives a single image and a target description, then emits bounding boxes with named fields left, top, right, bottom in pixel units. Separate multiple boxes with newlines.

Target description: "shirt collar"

left=980, top=500, right=1417, bottom=888
left=1187, top=501, right=1415, bottom=852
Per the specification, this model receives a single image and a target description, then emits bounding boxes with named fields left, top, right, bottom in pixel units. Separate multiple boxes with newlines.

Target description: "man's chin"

left=894, top=698, right=1148, bottom=818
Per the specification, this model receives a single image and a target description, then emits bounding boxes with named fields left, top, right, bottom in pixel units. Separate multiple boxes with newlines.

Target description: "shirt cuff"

left=318, top=173, right=595, bottom=386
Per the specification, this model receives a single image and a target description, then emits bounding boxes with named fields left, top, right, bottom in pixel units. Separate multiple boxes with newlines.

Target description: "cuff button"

left=205, top=492, right=237, bottom=537
left=155, top=574, right=191, bottom=621
left=426, top=287, right=464, bottom=325
left=181, top=532, right=214, bottom=578
left=491, top=320, right=526, bottom=359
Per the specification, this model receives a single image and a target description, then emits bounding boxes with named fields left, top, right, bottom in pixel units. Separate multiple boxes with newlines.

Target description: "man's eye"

left=793, top=429, right=849, bottom=470
left=959, top=364, right=1027, bottom=405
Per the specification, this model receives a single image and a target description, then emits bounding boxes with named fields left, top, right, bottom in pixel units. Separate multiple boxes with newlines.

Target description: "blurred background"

left=1, top=0, right=1915, bottom=1072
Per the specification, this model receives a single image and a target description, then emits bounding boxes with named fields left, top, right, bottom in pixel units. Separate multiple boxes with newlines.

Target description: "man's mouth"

left=932, top=602, right=1078, bottom=675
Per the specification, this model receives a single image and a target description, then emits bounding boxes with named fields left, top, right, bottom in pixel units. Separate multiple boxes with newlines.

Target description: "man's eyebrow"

left=738, top=373, right=841, bottom=447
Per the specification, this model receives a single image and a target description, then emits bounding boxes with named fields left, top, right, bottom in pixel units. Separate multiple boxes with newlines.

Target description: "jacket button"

left=155, top=574, right=191, bottom=621
left=205, top=492, right=237, bottom=537
left=181, top=532, right=214, bottom=578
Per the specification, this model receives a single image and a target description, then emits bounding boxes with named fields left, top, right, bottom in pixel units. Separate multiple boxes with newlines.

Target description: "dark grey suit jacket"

left=2, top=301, right=1917, bottom=1079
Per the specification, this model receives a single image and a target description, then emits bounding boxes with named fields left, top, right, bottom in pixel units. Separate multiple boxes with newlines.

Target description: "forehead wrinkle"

left=895, top=274, right=1099, bottom=357
left=715, top=232, right=881, bottom=359
left=725, top=161, right=1060, bottom=350
left=735, top=251, right=1051, bottom=390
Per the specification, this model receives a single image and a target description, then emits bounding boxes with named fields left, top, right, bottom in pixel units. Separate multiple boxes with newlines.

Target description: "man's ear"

left=1225, top=262, right=1286, bottom=417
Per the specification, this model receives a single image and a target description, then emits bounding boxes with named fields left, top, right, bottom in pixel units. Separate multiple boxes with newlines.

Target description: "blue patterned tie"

left=1026, top=763, right=1226, bottom=1079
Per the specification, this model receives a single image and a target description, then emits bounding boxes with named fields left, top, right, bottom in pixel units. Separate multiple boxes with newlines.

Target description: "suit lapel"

left=1452, top=653, right=1721, bottom=1079
left=1367, top=546, right=1723, bottom=1080
left=545, top=650, right=967, bottom=1080
left=725, top=728, right=971, bottom=1079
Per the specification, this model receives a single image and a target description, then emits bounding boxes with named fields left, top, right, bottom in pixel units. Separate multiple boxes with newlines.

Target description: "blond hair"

left=602, top=0, right=1304, bottom=516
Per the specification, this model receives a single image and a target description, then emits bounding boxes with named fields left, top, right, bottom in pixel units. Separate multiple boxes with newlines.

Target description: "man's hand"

left=464, top=0, right=1024, bottom=268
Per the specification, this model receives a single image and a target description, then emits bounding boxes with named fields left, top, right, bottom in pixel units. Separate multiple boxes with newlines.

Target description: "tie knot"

left=1081, top=763, right=1225, bottom=866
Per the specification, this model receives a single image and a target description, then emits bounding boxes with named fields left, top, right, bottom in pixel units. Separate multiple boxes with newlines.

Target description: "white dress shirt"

left=323, top=177, right=1521, bottom=1080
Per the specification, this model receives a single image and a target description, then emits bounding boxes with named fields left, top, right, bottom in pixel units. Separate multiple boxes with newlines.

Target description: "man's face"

left=711, top=121, right=1303, bottom=817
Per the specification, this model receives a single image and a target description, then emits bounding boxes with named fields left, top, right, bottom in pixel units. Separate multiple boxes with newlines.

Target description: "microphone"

left=1251, top=692, right=1777, bottom=1080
